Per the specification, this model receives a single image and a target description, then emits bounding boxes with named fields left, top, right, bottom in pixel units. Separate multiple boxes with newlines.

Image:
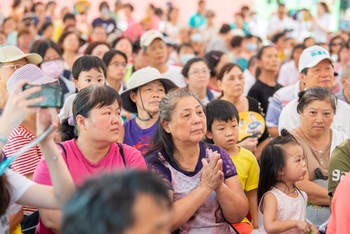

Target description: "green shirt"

left=328, top=138, right=350, bottom=200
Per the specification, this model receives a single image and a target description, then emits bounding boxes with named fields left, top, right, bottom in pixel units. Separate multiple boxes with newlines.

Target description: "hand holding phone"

left=23, top=84, right=63, bottom=108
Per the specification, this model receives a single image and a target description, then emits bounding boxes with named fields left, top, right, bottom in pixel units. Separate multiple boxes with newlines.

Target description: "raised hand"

left=1, top=80, right=44, bottom=135
left=36, top=108, right=59, bottom=144
left=200, top=152, right=224, bottom=191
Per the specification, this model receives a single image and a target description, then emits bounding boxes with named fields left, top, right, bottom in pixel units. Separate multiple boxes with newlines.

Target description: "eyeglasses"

left=331, top=43, right=344, bottom=46
left=42, top=58, right=64, bottom=65
left=109, top=62, right=127, bottom=68
left=188, top=69, right=210, bottom=77
left=0, top=64, right=26, bottom=70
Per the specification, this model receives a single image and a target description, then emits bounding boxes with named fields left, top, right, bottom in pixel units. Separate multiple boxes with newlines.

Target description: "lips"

left=191, top=128, right=203, bottom=133
left=111, top=128, right=119, bottom=133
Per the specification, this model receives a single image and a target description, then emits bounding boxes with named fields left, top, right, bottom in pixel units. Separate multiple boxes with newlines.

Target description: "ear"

left=72, top=78, right=80, bottom=89
left=206, top=131, right=213, bottom=139
left=217, top=79, right=223, bottom=90
left=299, top=73, right=306, bottom=87
left=161, top=120, right=171, bottom=133
left=130, top=91, right=137, bottom=103
left=76, top=115, right=87, bottom=132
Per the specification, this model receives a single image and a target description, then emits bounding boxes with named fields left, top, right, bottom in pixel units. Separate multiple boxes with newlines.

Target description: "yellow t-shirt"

left=231, top=146, right=260, bottom=224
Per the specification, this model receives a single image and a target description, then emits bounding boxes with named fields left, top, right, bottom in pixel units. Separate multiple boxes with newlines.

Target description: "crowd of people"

left=1, top=0, right=350, bottom=233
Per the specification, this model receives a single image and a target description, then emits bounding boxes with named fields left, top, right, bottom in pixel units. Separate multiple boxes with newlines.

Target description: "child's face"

left=282, top=143, right=307, bottom=183
left=206, top=118, right=239, bottom=152
left=73, top=68, right=106, bottom=90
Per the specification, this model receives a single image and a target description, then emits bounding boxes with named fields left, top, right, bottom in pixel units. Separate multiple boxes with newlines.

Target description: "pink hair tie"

left=68, top=116, right=75, bottom=126
left=212, top=54, right=219, bottom=60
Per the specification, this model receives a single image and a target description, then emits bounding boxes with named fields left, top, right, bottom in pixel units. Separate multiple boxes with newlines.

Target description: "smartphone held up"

left=23, top=84, right=63, bottom=108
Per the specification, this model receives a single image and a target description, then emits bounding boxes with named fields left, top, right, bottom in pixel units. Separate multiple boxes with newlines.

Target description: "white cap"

left=298, top=45, right=333, bottom=73
left=140, top=30, right=164, bottom=49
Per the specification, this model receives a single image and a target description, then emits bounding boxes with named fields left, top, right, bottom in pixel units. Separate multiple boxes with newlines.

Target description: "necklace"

left=136, top=115, right=152, bottom=122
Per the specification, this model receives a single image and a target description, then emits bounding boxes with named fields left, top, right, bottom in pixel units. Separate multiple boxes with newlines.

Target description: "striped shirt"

left=3, top=124, right=42, bottom=215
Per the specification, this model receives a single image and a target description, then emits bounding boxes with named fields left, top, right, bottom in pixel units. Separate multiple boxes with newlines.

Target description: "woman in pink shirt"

left=33, top=85, right=146, bottom=234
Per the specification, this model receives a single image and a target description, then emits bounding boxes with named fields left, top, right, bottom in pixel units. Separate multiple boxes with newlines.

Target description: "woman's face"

left=169, top=9, right=178, bottom=21
left=219, top=66, right=244, bottom=98
left=107, top=54, right=127, bottom=82
left=299, top=100, right=334, bottom=137
left=92, top=44, right=110, bottom=59
left=62, top=33, right=80, bottom=53
left=339, top=47, right=350, bottom=63
left=43, top=25, right=54, bottom=39
left=260, top=47, right=280, bottom=72
left=131, top=80, right=165, bottom=114
left=185, top=61, right=210, bottom=91
left=115, top=38, right=132, bottom=58
left=163, top=96, right=206, bottom=146
left=330, top=38, right=344, bottom=55
left=317, top=4, right=325, bottom=15
left=82, top=100, right=121, bottom=143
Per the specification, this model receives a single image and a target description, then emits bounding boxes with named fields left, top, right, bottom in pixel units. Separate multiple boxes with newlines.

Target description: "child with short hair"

left=258, top=129, right=318, bottom=233
left=205, top=99, right=259, bottom=233
left=59, top=55, right=107, bottom=122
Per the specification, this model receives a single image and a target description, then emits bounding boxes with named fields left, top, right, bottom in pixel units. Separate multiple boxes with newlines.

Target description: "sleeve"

left=146, top=153, right=173, bottom=190
left=217, top=147, right=237, bottom=179
left=265, top=95, right=282, bottom=128
left=188, top=15, right=195, bottom=27
left=6, top=169, right=34, bottom=204
left=58, top=95, right=74, bottom=122
left=277, top=64, right=288, bottom=86
left=247, top=85, right=260, bottom=106
left=278, top=102, right=298, bottom=133
left=328, top=146, right=350, bottom=197
left=122, top=145, right=147, bottom=170
left=32, top=156, right=53, bottom=186
left=245, top=154, right=260, bottom=192
left=4, top=135, right=40, bottom=176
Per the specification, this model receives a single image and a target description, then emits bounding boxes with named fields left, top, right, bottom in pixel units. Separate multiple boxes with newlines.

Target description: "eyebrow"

left=181, top=105, right=201, bottom=112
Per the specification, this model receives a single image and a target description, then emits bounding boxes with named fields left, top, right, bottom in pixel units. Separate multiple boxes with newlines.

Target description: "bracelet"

left=0, top=136, right=8, bottom=144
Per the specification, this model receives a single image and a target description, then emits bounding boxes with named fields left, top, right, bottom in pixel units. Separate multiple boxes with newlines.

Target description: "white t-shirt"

left=161, top=65, right=186, bottom=88
left=243, top=69, right=256, bottom=96
left=313, top=13, right=335, bottom=43
left=59, top=93, right=76, bottom=123
left=277, top=60, right=299, bottom=86
left=267, top=15, right=296, bottom=38
left=0, top=170, right=34, bottom=233
left=278, top=98, right=350, bottom=136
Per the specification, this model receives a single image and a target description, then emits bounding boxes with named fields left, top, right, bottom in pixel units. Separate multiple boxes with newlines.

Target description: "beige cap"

left=140, top=30, right=164, bottom=49
left=0, top=46, right=42, bottom=64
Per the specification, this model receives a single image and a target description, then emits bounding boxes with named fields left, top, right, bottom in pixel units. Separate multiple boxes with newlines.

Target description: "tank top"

left=258, top=187, right=307, bottom=234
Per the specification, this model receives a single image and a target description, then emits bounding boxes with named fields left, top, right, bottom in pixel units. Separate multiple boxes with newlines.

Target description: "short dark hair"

left=46, top=1, right=56, bottom=10
left=241, top=6, right=249, bottom=11
left=72, top=55, right=107, bottom=80
left=40, top=21, right=53, bottom=33
left=204, top=50, right=225, bottom=77
left=123, top=3, right=134, bottom=11
left=60, top=85, right=122, bottom=139
left=271, top=32, right=285, bottom=44
left=247, top=55, right=257, bottom=68
left=84, top=42, right=110, bottom=56
left=132, top=38, right=141, bottom=54
left=63, top=13, right=76, bottom=23
left=30, top=39, right=62, bottom=66
left=219, top=24, right=231, bottom=34
left=300, top=68, right=308, bottom=75
left=230, top=36, right=244, bottom=49
left=181, top=57, right=207, bottom=77
left=61, top=170, right=171, bottom=234
left=102, top=49, right=128, bottom=67
left=278, top=3, right=286, bottom=8
left=297, top=86, right=337, bottom=114
left=205, top=99, right=239, bottom=134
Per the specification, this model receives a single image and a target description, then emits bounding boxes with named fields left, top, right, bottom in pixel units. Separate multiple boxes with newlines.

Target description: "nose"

left=315, top=113, right=324, bottom=123
left=225, top=129, right=233, bottom=137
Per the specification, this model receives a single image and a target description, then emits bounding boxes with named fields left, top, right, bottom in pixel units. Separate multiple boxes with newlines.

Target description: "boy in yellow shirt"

left=205, top=99, right=260, bottom=233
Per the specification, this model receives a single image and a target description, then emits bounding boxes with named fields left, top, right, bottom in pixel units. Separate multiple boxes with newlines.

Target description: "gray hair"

left=297, top=86, right=337, bottom=114
left=341, top=61, right=350, bottom=80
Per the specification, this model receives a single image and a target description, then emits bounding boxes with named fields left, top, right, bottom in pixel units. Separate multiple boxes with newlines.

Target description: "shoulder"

left=7, top=169, right=34, bottom=204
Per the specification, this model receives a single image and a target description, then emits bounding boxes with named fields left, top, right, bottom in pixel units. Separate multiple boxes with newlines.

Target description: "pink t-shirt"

left=33, top=139, right=146, bottom=234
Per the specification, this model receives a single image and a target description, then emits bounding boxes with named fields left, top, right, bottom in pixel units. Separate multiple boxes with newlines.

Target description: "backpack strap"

left=117, top=143, right=127, bottom=168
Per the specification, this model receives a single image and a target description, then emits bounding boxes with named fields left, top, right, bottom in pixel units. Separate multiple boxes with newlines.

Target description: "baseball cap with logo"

left=140, top=30, right=164, bottom=49
left=298, top=45, right=333, bottom=73
left=120, top=67, right=178, bottom=113
left=0, top=46, right=42, bottom=64
left=7, top=64, right=58, bottom=93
